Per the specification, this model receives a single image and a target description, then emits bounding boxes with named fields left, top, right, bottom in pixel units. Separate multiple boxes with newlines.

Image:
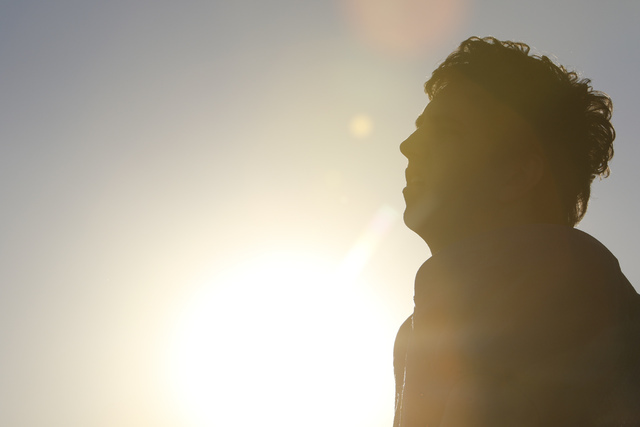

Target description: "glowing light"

left=349, top=114, right=374, bottom=139
left=165, top=249, right=396, bottom=427
left=339, top=0, right=468, bottom=57
left=339, top=205, right=400, bottom=282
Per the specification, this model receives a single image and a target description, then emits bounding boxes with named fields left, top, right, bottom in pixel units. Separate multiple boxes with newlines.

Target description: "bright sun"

left=164, top=249, right=396, bottom=427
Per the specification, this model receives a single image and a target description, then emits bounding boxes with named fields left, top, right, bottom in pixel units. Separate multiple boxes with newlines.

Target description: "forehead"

left=417, top=79, right=533, bottom=149
left=417, top=80, right=498, bottom=128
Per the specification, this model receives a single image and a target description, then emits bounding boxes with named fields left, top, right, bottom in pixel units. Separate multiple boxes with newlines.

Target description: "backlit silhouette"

left=394, top=37, right=640, bottom=426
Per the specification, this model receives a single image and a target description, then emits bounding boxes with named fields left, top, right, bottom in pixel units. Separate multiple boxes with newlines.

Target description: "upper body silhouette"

left=394, top=37, right=640, bottom=426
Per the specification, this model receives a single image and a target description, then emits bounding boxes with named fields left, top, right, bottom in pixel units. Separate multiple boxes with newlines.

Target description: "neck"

left=419, top=204, right=543, bottom=254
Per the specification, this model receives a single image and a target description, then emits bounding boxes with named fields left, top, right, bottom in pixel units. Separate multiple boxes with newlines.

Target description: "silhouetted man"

left=394, top=37, right=640, bottom=426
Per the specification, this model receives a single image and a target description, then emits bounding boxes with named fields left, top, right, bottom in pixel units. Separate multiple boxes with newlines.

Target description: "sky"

left=1, top=1, right=640, bottom=426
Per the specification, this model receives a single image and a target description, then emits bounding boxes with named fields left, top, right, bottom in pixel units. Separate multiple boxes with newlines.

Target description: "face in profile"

left=400, top=79, right=513, bottom=246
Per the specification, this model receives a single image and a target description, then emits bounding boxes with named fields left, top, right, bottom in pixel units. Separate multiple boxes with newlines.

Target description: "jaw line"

left=404, top=195, right=437, bottom=231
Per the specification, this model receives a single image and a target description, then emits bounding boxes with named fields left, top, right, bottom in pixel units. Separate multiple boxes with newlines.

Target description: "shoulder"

left=393, top=315, right=412, bottom=371
left=393, top=315, right=413, bottom=427
left=394, top=316, right=412, bottom=348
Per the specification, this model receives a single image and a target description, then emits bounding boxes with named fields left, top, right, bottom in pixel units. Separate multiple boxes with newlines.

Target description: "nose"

left=400, top=130, right=419, bottom=159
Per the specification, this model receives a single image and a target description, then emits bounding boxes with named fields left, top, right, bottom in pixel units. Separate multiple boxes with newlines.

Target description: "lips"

left=403, top=169, right=426, bottom=201
left=405, top=168, right=425, bottom=187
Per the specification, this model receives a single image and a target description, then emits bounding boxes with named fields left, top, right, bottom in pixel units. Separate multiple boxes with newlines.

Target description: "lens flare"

left=339, top=205, right=400, bottom=281
left=339, top=0, right=468, bottom=57
left=349, top=114, right=374, bottom=139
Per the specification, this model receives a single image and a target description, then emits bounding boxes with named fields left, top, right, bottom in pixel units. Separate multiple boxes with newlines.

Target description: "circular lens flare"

left=349, top=114, right=374, bottom=139
left=339, top=0, right=468, bottom=57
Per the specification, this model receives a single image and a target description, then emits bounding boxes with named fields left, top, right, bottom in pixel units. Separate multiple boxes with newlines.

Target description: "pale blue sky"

left=1, top=1, right=639, bottom=425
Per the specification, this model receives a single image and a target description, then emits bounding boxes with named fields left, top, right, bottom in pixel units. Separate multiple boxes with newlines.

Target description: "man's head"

left=401, top=36, right=615, bottom=252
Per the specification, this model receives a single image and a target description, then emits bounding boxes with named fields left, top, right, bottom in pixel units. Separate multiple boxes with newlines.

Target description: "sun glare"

left=164, top=248, right=396, bottom=427
left=349, top=114, right=374, bottom=139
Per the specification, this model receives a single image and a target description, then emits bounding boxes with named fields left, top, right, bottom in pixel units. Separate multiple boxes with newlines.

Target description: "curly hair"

left=425, top=36, right=615, bottom=226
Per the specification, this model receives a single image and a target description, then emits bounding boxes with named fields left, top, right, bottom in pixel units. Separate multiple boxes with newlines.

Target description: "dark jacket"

left=393, top=224, right=640, bottom=426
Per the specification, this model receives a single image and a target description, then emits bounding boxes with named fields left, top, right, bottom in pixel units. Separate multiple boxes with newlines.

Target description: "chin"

left=403, top=196, right=437, bottom=235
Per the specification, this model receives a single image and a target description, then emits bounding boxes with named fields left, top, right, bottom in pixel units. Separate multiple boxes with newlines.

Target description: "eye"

left=423, top=126, right=456, bottom=143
